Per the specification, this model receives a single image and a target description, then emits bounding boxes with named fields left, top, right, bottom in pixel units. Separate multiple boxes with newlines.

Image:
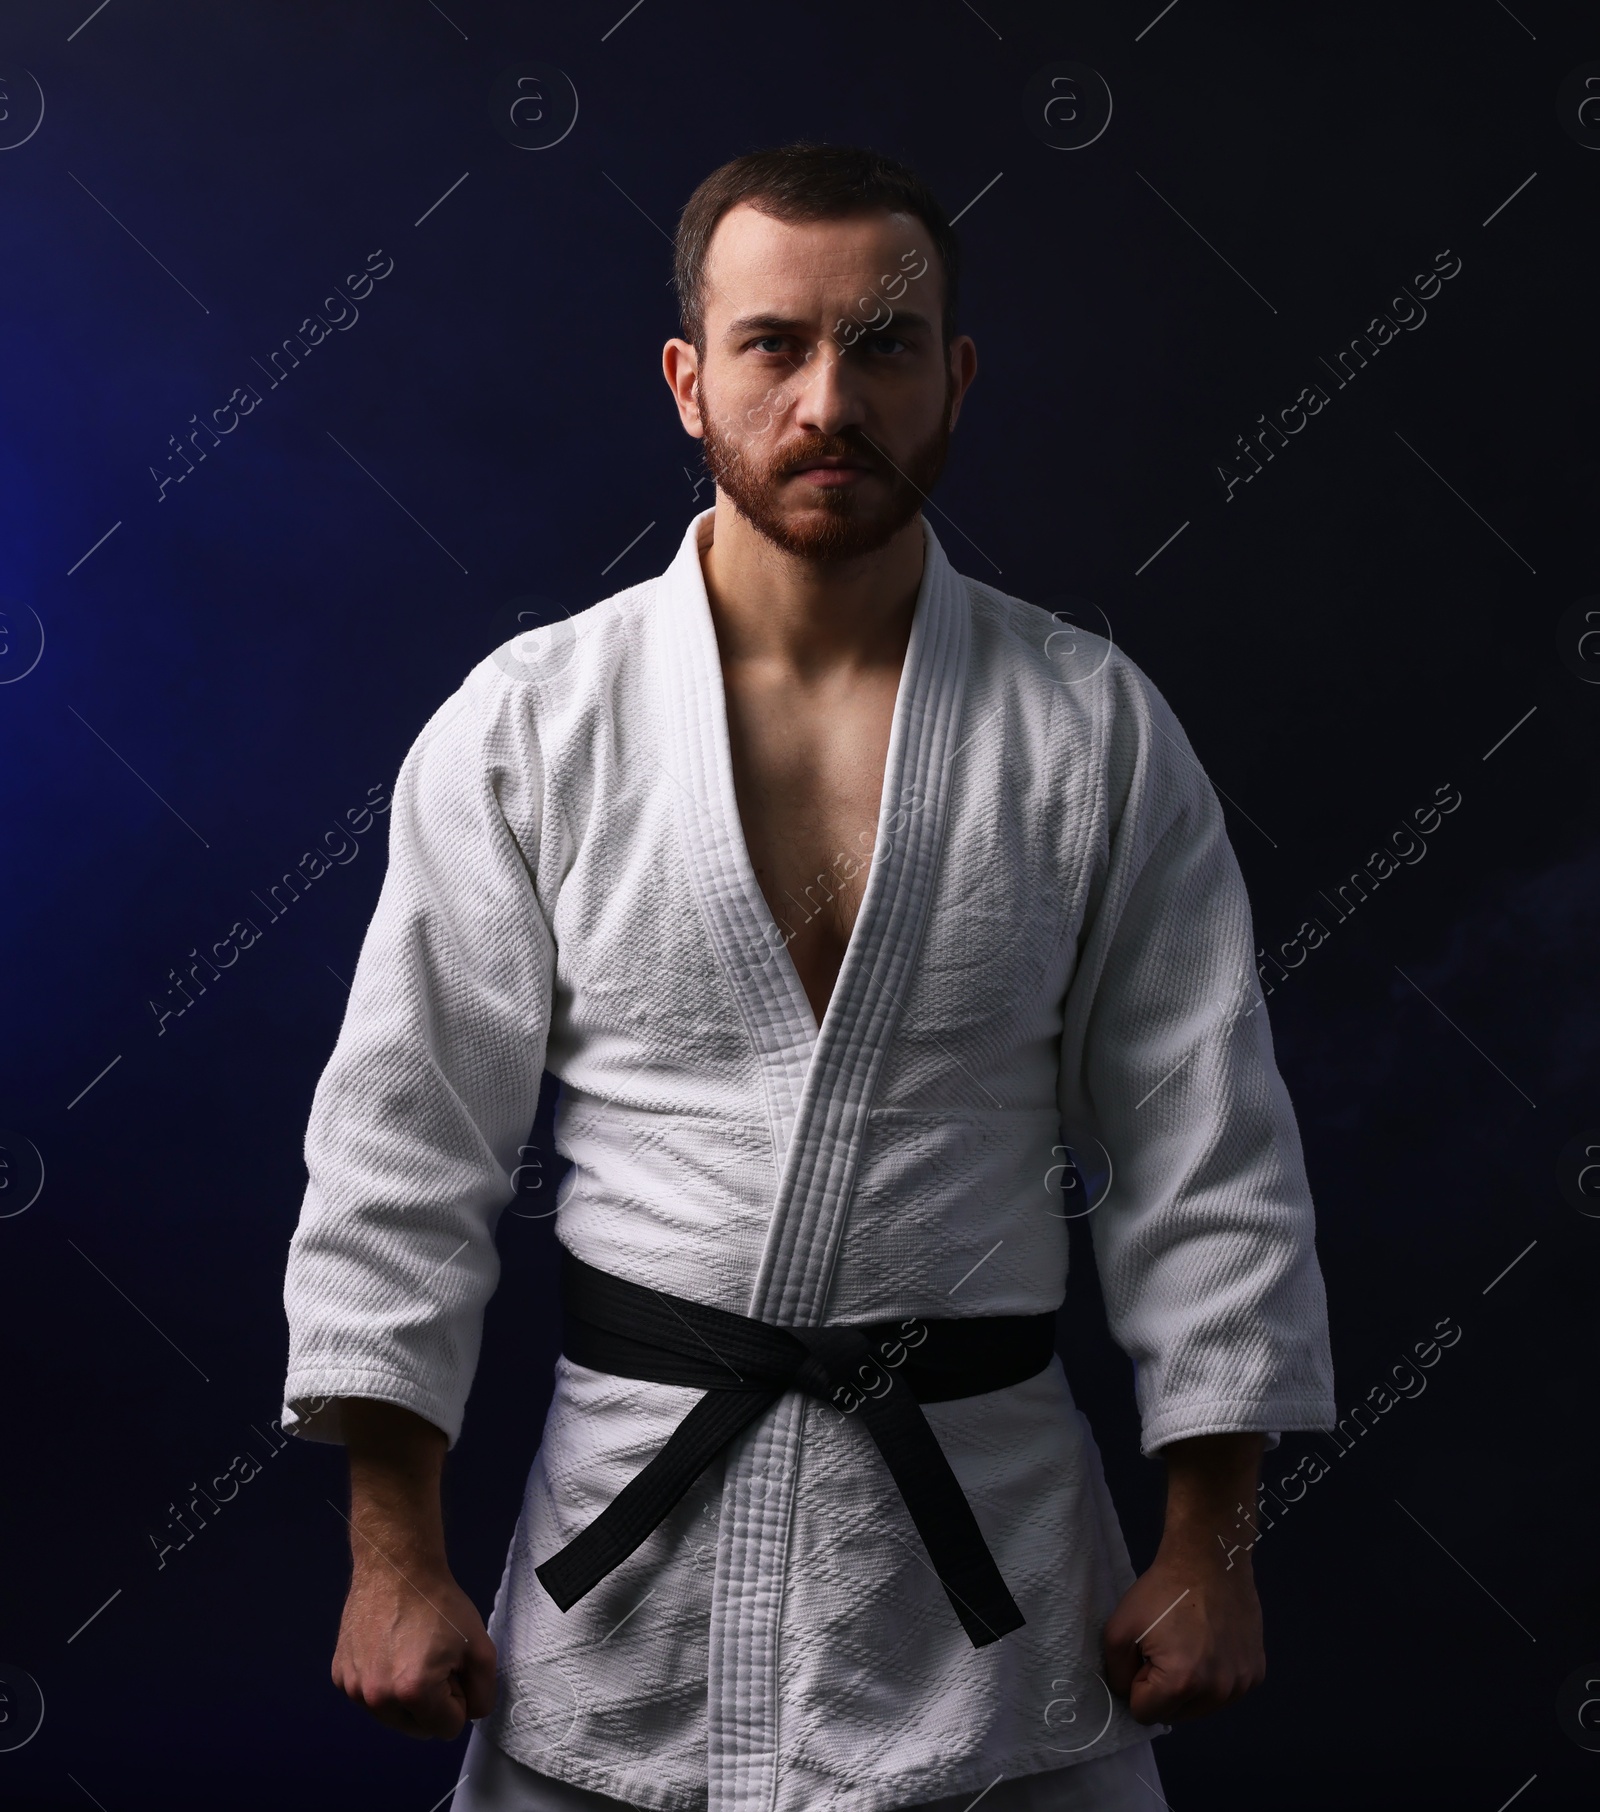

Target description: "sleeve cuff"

left=280, top=1367, right=463, bottom=1449
left=1139, top=1395, right=1336, bottom=1459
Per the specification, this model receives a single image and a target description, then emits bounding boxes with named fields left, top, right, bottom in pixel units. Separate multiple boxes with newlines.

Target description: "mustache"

left=774, top=438, right=880, bottom=476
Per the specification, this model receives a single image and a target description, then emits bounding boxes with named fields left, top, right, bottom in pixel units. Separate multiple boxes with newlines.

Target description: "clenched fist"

left=333, top=1558, right=498, bottom=1739
left=1101, top=1538, right=1266, bottom=1724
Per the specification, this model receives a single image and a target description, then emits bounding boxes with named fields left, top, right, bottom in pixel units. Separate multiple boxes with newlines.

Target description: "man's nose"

left=787, top=343, right=868, bottom=440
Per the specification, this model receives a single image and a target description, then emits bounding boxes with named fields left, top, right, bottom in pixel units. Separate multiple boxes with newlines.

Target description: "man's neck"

left=698, top=500, right=926, bottom=678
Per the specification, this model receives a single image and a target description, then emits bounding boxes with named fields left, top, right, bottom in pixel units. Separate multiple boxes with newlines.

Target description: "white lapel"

left=653, top=504, right=974, bottom=1812
left=656, top=508, right=818, bottom=1178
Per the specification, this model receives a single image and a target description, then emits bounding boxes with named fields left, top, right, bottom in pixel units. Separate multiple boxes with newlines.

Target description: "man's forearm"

left=1103, top=1431, right=1270, bottom=1721
left=340, top=1397, right=451, bottom=1576
left=329, top=1398, right=497, bottom=1737
left=1156, top=1431, right=1267, bottom=1562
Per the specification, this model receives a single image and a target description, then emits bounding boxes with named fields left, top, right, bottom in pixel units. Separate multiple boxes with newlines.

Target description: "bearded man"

left=281, top=140, right=1336, bottom=1812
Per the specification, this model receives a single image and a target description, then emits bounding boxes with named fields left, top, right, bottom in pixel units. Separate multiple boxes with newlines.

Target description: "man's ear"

left=946, top=334, right=978, bottom=432
left=662, top=338, right=705, bottom=438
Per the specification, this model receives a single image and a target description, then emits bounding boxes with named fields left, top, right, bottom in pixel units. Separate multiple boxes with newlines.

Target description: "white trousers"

left=450, top=1720, right=1168, bottom=1812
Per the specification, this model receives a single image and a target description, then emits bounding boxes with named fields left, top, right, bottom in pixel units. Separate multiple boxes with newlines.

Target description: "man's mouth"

left=788, top=456, right=874, bottom=483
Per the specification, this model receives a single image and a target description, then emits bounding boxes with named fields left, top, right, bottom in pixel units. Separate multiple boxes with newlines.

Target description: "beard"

left=695, top=362, right=956, bottom=564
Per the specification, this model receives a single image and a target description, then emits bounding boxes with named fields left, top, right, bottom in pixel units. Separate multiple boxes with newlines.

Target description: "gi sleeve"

left=280, top=657, right=555, bottom=1450
left=1057, top=651, right=1336, bottom=1458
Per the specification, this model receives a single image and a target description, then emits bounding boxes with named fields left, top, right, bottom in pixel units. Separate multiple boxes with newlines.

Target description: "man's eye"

left=746, top=335, right=908, bottom=355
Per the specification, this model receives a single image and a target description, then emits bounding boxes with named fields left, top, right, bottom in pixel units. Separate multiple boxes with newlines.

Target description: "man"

left=281, top=142, right=1336, bottom=1812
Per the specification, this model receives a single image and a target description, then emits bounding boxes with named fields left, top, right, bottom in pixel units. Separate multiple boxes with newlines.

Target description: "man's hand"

left=1101, top=1431, right=1267, bottom=1725
left=332, top=1551, right=497, bottom=1739
left=329, top=1397, right=498, bottom=1740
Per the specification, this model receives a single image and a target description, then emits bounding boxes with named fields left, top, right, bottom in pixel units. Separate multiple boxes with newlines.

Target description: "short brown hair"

left=672, top=141, right=961, bottom=357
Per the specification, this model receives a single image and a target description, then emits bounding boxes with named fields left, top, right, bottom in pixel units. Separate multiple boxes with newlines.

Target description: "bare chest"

left=721, top=670, right=899, bottom=1029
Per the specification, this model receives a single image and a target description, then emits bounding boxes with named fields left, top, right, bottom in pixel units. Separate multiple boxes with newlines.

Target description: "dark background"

left=2, top=2, right=1596, bottom=1807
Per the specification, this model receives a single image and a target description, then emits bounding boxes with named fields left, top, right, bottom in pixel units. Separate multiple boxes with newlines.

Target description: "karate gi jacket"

left=281, top=505, right=1337, bottom=1812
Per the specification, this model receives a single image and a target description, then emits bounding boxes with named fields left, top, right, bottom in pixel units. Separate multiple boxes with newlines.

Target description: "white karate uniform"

left=281, top=506, right=1335, bottom=1812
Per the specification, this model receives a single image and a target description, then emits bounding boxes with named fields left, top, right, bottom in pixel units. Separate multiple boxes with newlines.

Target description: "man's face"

left=672, top=204, right=975, bottom=563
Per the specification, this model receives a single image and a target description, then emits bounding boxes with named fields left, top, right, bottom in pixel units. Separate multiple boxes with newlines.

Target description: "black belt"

left=533, top=1250, right=1056, bottom=1648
